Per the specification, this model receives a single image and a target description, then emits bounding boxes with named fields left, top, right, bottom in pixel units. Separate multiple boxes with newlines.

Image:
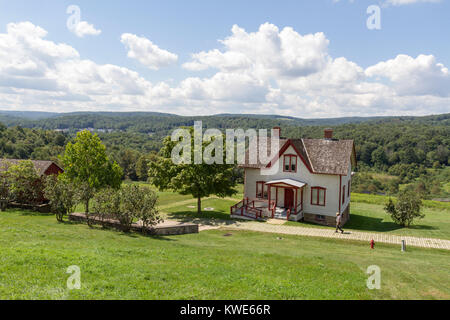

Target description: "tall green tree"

left=136, top=152, right=158, bottom=181
left=61, top=130, right=122, bottom=213
left=149, top=128, right=236, bottom=214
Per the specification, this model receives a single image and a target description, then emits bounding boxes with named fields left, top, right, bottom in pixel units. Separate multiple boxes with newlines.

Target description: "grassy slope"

left=346, top=202, right=450, bottom=240
left=0, top=210, right=449, bottom=300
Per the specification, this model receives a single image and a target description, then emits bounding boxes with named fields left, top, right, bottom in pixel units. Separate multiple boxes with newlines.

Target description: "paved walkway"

left=220, top=221, right=450, bottom=251
left=159, top=197, right=450, bottom=251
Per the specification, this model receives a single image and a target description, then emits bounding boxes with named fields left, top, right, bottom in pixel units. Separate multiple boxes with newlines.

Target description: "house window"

left=256, top=181, right=268, bottom=199
left=342, top=186, right=346, bottom=204
left=311, top=187, right=326, bottom=206
left=283, top=155, right=297, bottom=172
left=347, top=180, right=350, bottom=197
left=315, top=215, right=326, bottom=221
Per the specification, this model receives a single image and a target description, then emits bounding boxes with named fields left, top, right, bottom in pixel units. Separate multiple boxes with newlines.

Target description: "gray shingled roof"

left=240, top=137, right=356, bottom=175
left=0, top=159, right=62, bottom=176
left=301, top=138, right=355, bottom=175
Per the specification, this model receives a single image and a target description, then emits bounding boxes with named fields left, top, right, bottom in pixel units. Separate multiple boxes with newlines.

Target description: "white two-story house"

left=231, top=128, right=356, bottom=226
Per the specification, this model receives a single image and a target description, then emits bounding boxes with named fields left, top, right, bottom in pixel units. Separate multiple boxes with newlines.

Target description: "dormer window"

left=283, top=155, right=297, bottom=172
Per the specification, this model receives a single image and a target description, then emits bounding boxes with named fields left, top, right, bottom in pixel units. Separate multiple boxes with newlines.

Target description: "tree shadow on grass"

left=166, top=210, right=243, bottom=228
left=345, top=214, right=437, bottom=232
left=406, top=224, right=437, bottom=231
left=167, top=210, right=231, bottom=221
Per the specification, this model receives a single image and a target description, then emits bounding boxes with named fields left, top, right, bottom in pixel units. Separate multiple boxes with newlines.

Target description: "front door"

left=284, top=189, right=294, bottom=208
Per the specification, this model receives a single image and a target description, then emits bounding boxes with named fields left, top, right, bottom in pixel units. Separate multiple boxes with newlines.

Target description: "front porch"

left=231, top=178, right=306, bottom=221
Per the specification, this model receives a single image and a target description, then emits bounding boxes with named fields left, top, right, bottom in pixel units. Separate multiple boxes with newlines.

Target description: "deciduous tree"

left=149, top=128, right=237, bottom=214
left=61, top=130, right=122, bottom=213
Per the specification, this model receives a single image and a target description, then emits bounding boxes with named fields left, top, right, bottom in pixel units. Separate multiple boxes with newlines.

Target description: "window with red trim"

left=283, top=155, right=297, bottom=172
left=256, top=181, right=268, bottom=199
left=311, top=187, right=326, bottom=206
left=347, top=180, right=350, bottom=197
left=342, top=186, right=346, bottom=204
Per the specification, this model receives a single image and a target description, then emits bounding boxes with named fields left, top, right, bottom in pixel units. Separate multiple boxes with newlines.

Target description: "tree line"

left=0, top=112, right=448, bottom=199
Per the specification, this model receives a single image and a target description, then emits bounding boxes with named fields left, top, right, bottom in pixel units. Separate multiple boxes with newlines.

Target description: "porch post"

left=295, top=188, right=298, bottom=215
left=301, top=188, right=304, bottom=208
left=276, top=187, right=278, bottom=207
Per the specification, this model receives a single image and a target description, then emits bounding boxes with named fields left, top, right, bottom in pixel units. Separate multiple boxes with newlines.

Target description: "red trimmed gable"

left=266, top=139, right=313, bottom=173
left=43, top=162, right=64, bottom=176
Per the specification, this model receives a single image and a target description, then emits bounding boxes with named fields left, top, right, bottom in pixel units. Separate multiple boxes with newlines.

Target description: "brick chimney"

left=324, top=128, right=333, bottom=139
left=273, top=126, right=281, bottom=137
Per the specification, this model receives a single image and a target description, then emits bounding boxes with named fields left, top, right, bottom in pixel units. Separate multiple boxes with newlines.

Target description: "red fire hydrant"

left=370, top=239, right=375, bottom=249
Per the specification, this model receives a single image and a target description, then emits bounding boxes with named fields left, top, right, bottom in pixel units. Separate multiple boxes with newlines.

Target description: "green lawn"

left=164, top=198, right=237, bottom=220
left=0, top=209, right=449, bottom=300
left=351, top=192, right=450, bottom=211
left=345, top=202, right=450, bottom=240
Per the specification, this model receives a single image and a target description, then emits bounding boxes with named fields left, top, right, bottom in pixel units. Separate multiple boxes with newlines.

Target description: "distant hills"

left=0, top=110, right=448, bottom=136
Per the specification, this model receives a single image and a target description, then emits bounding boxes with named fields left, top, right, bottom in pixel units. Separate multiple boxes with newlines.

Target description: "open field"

left=8, top=186, right=447, bottom=300
left=0, top=209, right=449, bottom=300
left=351, top=193, right=450, bottom=211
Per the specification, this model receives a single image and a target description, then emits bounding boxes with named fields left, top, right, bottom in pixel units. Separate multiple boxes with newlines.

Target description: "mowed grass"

left=164, top=198, right=237, bottom=220
left=346, top=202, right=450, bottom=240
left=0, top=210, right=449, bottom=300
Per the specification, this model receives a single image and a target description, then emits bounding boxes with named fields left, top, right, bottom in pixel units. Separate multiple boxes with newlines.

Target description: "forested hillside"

left=0, top=111, right=448, bottom=199
left=0, top=111, right=393, bottom=133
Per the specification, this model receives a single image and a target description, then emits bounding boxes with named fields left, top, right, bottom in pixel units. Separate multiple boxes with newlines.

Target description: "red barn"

left=0, top=159, right=63, bottom=177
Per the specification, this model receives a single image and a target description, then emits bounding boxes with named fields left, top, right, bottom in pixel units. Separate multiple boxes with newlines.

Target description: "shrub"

left=44, top=175, right=79, bottom=222
left=0, top=171, right=11, bottom=211
left=119, top=185, right=162, bottom=232
left=8, top=160, right=43, bottom=205
left=384, top=190, right=425, bottom=227
left=91, top=185, right=161, bottom=233
left=91, top=188, right=120, bottom=228
left=127, top=185, right=162, bottom=233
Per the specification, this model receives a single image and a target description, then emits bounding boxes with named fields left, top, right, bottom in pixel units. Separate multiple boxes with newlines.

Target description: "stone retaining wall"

left=69, top=212, right=199, bottom=236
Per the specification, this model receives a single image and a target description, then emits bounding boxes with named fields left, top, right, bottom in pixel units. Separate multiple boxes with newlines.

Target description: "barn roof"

left=0, top=159, right=63, bottom=176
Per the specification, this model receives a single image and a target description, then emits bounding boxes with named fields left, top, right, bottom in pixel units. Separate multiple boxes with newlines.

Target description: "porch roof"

left=265, top=178, right=307, bottom=189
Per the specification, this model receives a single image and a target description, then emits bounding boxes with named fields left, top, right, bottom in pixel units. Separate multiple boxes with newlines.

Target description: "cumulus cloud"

left=0, top=21, right=449, bottom=117
left=0, top=22, right=173, bottom=113
left=183, top=23, right=329, bottom=79
left=71, top=21, right=101, bottom=37
left=366, top=54, right=450, bottom=96
left=121, top=33, right=178, bottom=70
left=180, top=23, right=450, bottom=117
